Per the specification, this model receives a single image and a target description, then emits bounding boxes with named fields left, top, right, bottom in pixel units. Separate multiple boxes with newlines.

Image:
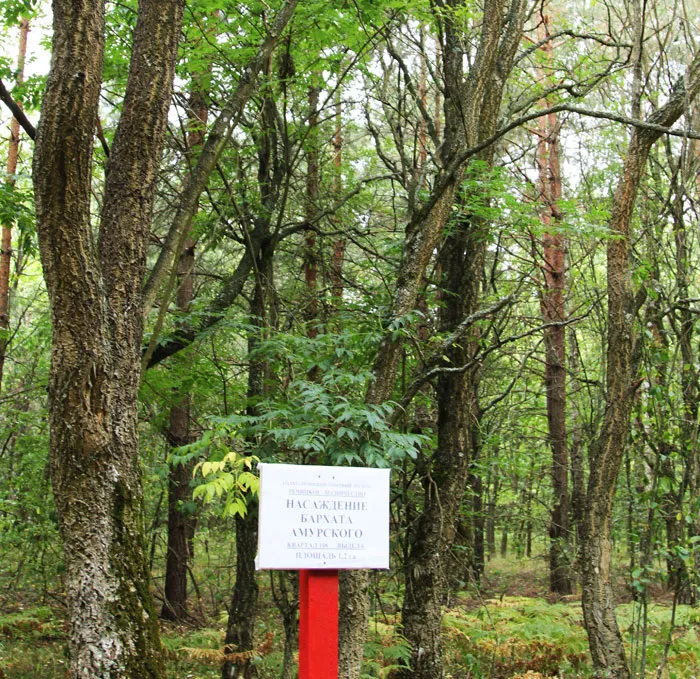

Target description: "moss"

left=109, top=478, right=167, bottom=678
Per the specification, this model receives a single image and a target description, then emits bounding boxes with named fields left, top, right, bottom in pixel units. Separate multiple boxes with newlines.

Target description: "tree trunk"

left=0, top=18, right=29, bottom=393
left=393, top=2, right=527, bottom=677
left=32, top=0, right=184, bottom=676
left=338, top=80, right=464, bottom=679
left=270, top=571, right=299, bottom=679
left=304, top=84, right=320, bottom=337
left=667, top=146, right=699, bottom=602
left=534, top=13, right=571, bottom=595
left=486, top=469, right=499, bottom=559
left=222, top=293, right=267, bottom=679
left=223, top=75, right=280, bottom=677
left=223, top=507, right=260, bottom=679
left=568, top=329, right=586, bottom=549
left=161, top=87, right=208, bottom=623
left=330, top=82, right=345, bottom=306
left=471, top=468, right=485, bottom=578
left=339, top=569, right=371, bottom=679
left=580, top=52, right=700, bottom=679
left=400, top=215, right=486, bottom=679
left=161, top=404, right=197, bottom=622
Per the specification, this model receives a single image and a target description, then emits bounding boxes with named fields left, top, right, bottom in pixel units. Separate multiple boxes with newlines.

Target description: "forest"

left=0, top=0, right=699, bottom=677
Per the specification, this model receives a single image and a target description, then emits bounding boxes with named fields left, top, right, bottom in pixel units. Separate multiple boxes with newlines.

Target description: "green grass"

left=2, top=591, right=700, bottom=679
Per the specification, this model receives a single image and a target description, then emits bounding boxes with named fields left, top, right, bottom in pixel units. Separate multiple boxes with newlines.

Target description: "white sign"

left=256, top=463, right=390, bottom=570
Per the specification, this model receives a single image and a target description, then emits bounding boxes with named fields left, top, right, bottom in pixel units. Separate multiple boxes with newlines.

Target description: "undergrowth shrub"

left=362, top=620, right=411, bottom=678
left=0, top=607, right=63, bottom=641
left=443, top=597, right=588, bottom=678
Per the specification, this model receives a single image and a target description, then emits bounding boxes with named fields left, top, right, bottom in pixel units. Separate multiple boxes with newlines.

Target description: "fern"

left=169, top=631, right=274, bottom=666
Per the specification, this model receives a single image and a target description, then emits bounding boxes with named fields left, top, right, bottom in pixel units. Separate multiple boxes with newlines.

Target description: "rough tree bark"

left=400, top=210, right=487, bottom=679
left=671, top=132, right=700, bottom=601
left=0, top=18, right=29, bottom=393
left=399, top=7, right=527, bottom=679
left=580, top=50, right=700, bottom=679
left=32, top=0, right=184, bottom=676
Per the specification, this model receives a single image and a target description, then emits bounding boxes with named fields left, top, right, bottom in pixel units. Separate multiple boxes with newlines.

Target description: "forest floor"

left=1, top=556, right=699, bottom=679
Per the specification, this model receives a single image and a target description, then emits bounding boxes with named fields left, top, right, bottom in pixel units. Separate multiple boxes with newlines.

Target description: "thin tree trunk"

left=270, top=570, right=299, bottom=679
left=0, top=18, right=29, bottom=393
left=524, top=470, right=534, bottom=559
left=161, top=86, right=208, bottom=623
left=161, top=397, right=196, bottom=621
left=688, top=107, right=700, bottom=603
left=160, top=249, right=197, bottom=622
left=330, top=81, right=345, bottom=306
left=222, top=276, right=268, bottom=679
left=669, top=147, right=699, bottom=602
left=568, top=329, right=585, bottom=549
left=470, top=449, right=486, bottom=579
left=304, top=85, right=319, bottom=337
left=486, top=468, right=499, bottom=559
left=223, top=66, right=281, bottom=678
left=536, top=14, right=571, bottom=595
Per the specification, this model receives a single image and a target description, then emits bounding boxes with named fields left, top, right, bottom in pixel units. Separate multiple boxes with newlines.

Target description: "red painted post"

left=298, top=569, right=339, bottom=679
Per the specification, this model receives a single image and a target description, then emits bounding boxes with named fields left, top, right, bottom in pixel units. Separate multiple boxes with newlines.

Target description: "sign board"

left=256, top=463, right=390, bottom=570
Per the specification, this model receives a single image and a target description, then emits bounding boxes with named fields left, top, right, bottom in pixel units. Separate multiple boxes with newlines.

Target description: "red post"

left=299, top=569, right=339, bottom=679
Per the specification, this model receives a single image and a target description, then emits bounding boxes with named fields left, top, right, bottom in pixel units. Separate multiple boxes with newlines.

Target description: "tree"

left=580, top=47, right=700, bottom=679
left=396, top=1, right=527, bottom=673
left=534, top=11, right=572, bottom=595
left=338, top=1, right=527, bottom=675
left=160, top=83, right=209, bottom=623
left=32, top=0, right=184, bottom=676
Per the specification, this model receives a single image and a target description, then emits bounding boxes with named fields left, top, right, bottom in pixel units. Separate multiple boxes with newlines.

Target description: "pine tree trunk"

left=535, top=13, right=571, bottom=595
left=0, top=19, right=29, bottom=393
